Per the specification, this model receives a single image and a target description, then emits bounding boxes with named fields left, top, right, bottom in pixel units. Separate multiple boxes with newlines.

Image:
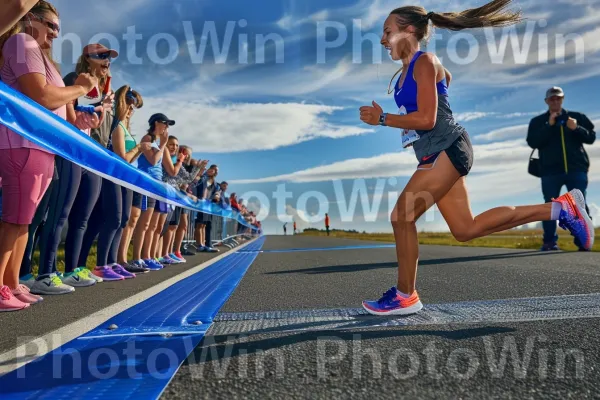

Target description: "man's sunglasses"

left=88, top=53, right=112, bottom=60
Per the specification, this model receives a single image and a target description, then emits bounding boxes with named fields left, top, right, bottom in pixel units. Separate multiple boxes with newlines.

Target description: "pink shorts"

left=0, top=149, right=54, bottom=225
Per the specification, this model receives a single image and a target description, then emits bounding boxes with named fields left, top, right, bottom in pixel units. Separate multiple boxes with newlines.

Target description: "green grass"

left=301, top=228, right=600, bottom=252
left=30, top=243, right=133, bottom=275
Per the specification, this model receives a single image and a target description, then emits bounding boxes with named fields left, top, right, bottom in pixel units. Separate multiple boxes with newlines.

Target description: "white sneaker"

left=60, top=268, right=96, bottom=287
left=30, top=273, right=75, bottom=295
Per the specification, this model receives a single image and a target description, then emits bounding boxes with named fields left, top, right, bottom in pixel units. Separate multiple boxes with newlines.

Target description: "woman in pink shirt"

left=0, top=1, right=96, bottom=311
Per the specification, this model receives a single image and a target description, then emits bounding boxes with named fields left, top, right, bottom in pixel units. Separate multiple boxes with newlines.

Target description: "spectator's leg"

left=78, top=200, right=102, bottom=268
left=195, top=220, right=205, bottom=249
left=541, top=174, right=564, bottom=248
left=132, top=207, right=152, bottom=261
left=107, top=187, right=132, bottom=265
left=119, top=203, right=141, bottom=265
left=19, top=184, right=51, bottom=278
left=152, top=212, right=168, bottom=259
left=169, top=227, right=177, bottom=254
left=205, top=219, right=212, bottom=248
left=174, top=212, right=188, bottom=254
left=1, top=149, right=54, bottom=289
left=96, top=179, right=122, bottom=267
left=160, top=210, right=173, bottom=257
left=565, top=171, right=590, bottom=248
left=135, top=197, right=156, bottom=261
left=39, top=158, right=81, bottom=276
left=144, top=210, right=161, bottom=260
left=65, top=169, right=102, bottom=273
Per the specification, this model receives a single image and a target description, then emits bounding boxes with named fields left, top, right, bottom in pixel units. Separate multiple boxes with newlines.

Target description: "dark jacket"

left=194, top=174, right=218, bottom=201
left=527, top=109, right=595, bottom=176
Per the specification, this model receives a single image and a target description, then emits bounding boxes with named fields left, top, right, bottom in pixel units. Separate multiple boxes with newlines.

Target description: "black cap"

left=148, top=113, right=175, bottom=126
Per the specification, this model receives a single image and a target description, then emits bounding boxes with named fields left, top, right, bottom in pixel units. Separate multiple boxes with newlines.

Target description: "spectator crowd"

left=0, top=0, right=261, bottom=312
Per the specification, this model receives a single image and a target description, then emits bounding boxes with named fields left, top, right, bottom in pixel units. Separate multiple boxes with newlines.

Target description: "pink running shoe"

left=552, top=189, right=595, bottom=251
left=12, top=285, right=43, bottom=304
left=0, top=285, right=29, bottom=312
left=93, top=266, right=125, bottom=281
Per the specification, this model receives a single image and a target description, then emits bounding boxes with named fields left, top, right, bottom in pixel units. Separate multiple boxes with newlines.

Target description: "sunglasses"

left=35, top=15, right=60, bottom=33
left=88, top=52, right=112, bottom=60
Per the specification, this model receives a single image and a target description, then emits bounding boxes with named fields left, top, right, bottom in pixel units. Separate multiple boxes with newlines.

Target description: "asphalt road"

left=163, top=235, right=600, bottom=399
left=0, top=249, right=224, bottom=354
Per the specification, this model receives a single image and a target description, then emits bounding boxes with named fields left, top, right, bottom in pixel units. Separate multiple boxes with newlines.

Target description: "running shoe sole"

left=362, top=300, right=423, bottom=316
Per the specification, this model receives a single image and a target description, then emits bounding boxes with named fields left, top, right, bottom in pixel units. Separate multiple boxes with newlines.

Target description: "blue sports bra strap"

left=407, top=51, right=424, bottom=73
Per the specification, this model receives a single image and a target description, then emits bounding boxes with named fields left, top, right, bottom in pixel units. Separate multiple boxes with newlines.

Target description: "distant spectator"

left=527, top=86, right=596, bottom=251
left=217, top=181, right=230, bottom=208
left=194, top=165, right=219, bottom=252
left=230, top=193, right=241, bottom=211
left=325, top=213, right=330, bottom=236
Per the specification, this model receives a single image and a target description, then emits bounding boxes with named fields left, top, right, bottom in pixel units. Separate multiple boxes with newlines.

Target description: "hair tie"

left=426, top=11, right=434, bottom=20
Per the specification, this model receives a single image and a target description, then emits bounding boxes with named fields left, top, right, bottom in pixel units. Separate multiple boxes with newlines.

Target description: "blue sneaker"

left=552, top=189, right=595, bottom=251
left=141, top=259, right=163, bottom=271
left=362, top=287, right=423, bottom=316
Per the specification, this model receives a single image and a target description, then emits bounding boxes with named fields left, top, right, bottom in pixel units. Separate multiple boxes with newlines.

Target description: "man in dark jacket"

left=527, top=86, right=596, bottom=251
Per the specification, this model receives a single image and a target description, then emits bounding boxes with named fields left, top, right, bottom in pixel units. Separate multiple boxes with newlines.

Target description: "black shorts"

left=133, top=194, right=157, bottom=211
left=417, top=132, right=473, bottom=177
left=169, top=207, right=182, bottom=226
left=132, top=192, right=143, bottom=209
left=195, top=211, right=212, bottom=224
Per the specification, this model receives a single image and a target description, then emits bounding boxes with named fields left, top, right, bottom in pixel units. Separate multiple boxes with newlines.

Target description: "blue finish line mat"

left=0, top=237, right=265, bottom=400
left=238, top=243, right=397, bottom=254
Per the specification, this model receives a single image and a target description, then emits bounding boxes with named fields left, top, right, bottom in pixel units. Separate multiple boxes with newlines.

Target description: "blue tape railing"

left=0, top=81, right=256, bottom=229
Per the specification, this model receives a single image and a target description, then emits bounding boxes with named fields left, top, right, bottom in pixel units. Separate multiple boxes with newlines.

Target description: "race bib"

left=398, top=106, right=420, bottom=148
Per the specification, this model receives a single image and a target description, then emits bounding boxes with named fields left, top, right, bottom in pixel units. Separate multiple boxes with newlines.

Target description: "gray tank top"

left=413, top=95, right=466, bottom=160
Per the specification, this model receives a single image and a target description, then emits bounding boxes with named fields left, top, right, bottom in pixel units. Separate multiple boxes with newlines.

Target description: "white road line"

left=0, top=238, right=259, bottom=377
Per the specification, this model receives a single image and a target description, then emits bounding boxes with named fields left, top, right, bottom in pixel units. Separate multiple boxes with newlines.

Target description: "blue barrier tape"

left=0, top=81, right=256, bottom=230
left=0, top=237, right=265, bottom=399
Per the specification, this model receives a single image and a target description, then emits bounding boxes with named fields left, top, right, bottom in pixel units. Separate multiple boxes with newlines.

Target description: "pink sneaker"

left=12, top=285, right=43, bottom=304
left=0, top=285, right=29, bottom=312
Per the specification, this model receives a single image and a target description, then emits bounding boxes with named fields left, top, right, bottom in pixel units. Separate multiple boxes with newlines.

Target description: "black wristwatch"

left=379, top=113, right=388, bottom=126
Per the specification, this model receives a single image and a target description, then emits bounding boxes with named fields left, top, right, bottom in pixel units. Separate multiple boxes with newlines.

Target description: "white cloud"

left=229, top=127, right=600, bottom=207
left=474, top=124, right=529, bottom=142
left=230, top=151, right=416, bottom=184
left=454, top=112, right=497, bottom=122
left=130, top=98, right=373, bottom=153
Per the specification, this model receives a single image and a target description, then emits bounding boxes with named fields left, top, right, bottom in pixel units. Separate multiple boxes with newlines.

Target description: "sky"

left=51, top=0, right=600, bottom=234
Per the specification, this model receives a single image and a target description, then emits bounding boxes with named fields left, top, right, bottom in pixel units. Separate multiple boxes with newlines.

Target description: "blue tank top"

left=137, top=142, right=163, bottom=180
left=394, top=51, right=448, bottom=113
left=392, top=51, right=466, bottom=160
